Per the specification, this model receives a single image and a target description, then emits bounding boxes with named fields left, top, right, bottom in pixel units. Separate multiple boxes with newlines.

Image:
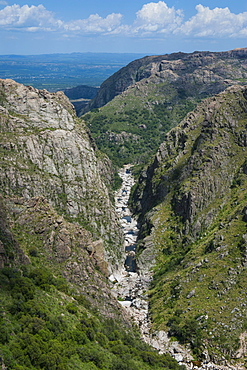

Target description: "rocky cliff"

left=82, top=48, right=247, bottom=166
left=0, top=78, right=187, bottom=370
left=130, top=84, right=247, bottom=366
left=0, top=79, right=124, bottom=272
left=86, top=48, right=247, bottom=112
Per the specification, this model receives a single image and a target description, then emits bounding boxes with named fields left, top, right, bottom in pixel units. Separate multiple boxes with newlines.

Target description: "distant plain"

left=0, top=53, right=145, bottom=91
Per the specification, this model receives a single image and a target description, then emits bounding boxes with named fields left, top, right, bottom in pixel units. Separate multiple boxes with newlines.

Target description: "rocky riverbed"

left=109, top=165, right=151, bottom=336
left=109, top=165, right=245, bottom=370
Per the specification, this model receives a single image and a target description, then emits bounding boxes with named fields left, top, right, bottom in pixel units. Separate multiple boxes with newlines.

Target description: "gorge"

left=1, top=48, right=247, bottom=370
left=0, top=78, right=184, bottom=370
left=111, top=164, right=246, bottom=370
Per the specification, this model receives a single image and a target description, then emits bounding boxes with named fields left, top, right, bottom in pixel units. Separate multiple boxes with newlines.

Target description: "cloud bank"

left=134, top=1, right=183, bottom=34
left=178, top=4, right=247, bottom=37
left=0, top=2, right=247, bottom=38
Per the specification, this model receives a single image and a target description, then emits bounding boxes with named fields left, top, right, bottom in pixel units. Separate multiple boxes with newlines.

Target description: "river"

left=109, top=164, right=151, bottom=337
left=109, top=165, right=233, bottom=370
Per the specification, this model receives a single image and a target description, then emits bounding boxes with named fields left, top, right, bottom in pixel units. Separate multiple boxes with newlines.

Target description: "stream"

left=109, top=165, right=234, bottom=370
left=109, top=164, right=151, bottom=338
left=109, top=165, right=192, bottom=366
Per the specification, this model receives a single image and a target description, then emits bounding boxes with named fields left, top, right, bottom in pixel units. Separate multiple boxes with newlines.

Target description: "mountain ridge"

left=0, top=77, right=187, bottom=370
left=0, top=78, right=124, bottom=273
left=1, top=48, right=247, bottom=368
left=82, top=48, right=247, bottom=166
left=85, top=48, right=247, bottom=112
left=130, top=84, right=247, bottom=366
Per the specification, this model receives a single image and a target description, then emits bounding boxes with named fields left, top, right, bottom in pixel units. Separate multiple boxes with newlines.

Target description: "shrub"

left=66, top=303, right=78, bottom=315
left=11, top=276, right=35, bottom=301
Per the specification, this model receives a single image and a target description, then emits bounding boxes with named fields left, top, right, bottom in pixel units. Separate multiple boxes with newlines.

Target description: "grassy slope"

left=132, top=86, right=247, bottom=364
left=82, top=50, right=247, bottom=170
left=0, top=197, right=185, bottom=370
left=83, top=78, right=197, bottom=167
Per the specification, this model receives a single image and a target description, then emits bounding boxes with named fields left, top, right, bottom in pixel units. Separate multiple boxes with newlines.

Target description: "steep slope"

left=0, top=198, right=184, bottom=370
left=0, top=195, right=119, bottom=316
left=130, top=85, right=247, bottom=366
left=0, top=79, right=123, bottom=271
left=82, top=48, right=247, bottom=166
left=0, top=79, right=186, bottom=370
left=87, top=48, right=247, bottom=111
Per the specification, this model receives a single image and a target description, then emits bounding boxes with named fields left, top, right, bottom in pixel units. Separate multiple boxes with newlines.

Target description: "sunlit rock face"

left=86, top=48, right=247, bottom=112
left=130, top=84, right=247, bottom=365
left=0, top=79, right=124, bottom=273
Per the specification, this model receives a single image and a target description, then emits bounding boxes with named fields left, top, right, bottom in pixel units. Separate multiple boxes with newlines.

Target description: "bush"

left=66, top=303, right=78, bottom=315
left=74, top=294, right=91, bottom=309
left=168, top=313, right=204, bottom=356
left=29, top=247, right=38, bottom=257
left=0, top=318, right=12, bottom=344
left=109, top=340, right=130, bottom=355
left=28, top=268, right=55, bottom=288
left=111, top=356, right=139, bottom=370
left=11, top=277, right=36, bottom=301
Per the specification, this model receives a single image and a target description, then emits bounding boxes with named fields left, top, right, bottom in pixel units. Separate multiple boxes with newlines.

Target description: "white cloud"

left=0, top=2, right=247, bottom=40
left=64, top=13, right=122, bottom=33
left=0, top=4, right=62, bottom=30
left=134, top=1, right=183, bottom=34
left=177, top=4, right=247, bottom=37
left=0, top=4, right=122, bottom=34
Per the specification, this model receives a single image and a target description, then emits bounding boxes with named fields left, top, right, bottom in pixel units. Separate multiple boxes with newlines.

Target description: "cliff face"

left=86, top=48, right=247, bottom=112
left=131, top=85, right=247, bottom=364
left=82, top=49, right=247, bottom=167
left=0, top=79, right=187, bottom=370
left=0, top=79, right=124, bottom=272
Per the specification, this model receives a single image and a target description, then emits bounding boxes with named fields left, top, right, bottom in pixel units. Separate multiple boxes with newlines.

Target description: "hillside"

left=1, top=48, right=247, bottom=369
left=130, top=84, right=247, bottom=367
left=0, top=79, right=124, bottom=269
left=0, top=78, right=184, bottom=370
left=82, top=48, right=247, bottom=166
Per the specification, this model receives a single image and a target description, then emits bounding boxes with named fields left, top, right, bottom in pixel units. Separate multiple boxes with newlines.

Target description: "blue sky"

left=0, top=0, right=247, bottom=55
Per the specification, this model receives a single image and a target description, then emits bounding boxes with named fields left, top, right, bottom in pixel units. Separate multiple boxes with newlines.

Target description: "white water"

left=109, top=165, right=240, bottom=370
left=109, top=165, right=151, bottom=336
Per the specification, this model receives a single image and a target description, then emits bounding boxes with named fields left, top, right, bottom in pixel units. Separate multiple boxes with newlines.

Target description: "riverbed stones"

left=111, top=165, right=247, bottom=370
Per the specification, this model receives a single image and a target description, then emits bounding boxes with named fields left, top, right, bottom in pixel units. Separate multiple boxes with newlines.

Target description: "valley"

left=111, top=164, right=246, bottom=370
left=0, top=48, right=247, bottom=369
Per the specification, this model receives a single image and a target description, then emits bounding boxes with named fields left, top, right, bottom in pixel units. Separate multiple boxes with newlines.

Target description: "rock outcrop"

left=82, top=48, right=247, bottom=167
left=130, top=84, right=247, bottom=366
left=0, top=195, right=128, bottom=319
left=0, top=79, right=124, bottom=273
left=0, top=82, right=188, bottom=370
left=85, top=48, right=247, bottom=112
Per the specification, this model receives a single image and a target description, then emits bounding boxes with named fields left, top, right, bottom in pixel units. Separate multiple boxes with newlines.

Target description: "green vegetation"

left=0, top=266, right=184, bottom=370
left=0, top=191, right=184, bottom=369
left=132, top=87, right=247, bottom=361
left=2, top=51, right=247, bottom=367
left=83, top=82, right=198, bottom=167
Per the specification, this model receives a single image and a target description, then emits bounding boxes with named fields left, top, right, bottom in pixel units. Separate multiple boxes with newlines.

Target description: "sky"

left=0, top=0, right=247, bottom=55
